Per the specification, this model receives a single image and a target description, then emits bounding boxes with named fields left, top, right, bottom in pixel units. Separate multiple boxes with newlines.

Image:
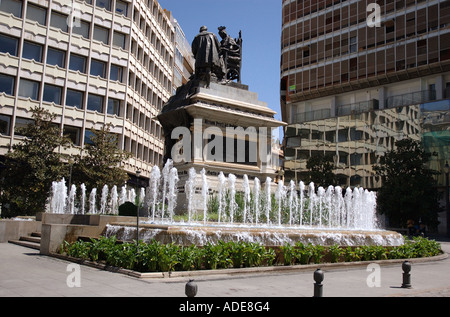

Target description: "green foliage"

left=373, top=139, right=440, bottom=229
left=306, top=154, right=337, bottom=187
left=0, top=107, right=70, bottom=217
left=62, top=236, right=442, bottom=273
left=71, top=123, right=130, bottom=190
left=118, top=202, right=137, bottom=216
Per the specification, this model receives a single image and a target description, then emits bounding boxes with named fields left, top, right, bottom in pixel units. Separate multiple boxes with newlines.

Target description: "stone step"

left=8, top=232, right=42, bottom=250
left=9, top=239, right=40, bottom=251
left=20, top=235, right=41, bottom=244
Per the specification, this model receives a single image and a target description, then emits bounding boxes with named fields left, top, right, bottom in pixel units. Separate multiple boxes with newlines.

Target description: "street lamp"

left=445, top=161, right=449, bottom=238
left=136, top=169, right=141, bottom=249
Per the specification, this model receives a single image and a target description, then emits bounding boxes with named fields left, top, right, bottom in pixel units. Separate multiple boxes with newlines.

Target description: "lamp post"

left=136, top=169, right=141, bottom=249
left=445, top=161, right=449, bottom=238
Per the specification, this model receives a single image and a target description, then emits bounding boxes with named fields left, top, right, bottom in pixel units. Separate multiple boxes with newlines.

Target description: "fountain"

left=48, top=161, right=404, bottom=247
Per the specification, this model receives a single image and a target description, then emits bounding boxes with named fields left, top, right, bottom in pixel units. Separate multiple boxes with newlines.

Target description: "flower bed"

left=59, top=236, right=442, bottom=273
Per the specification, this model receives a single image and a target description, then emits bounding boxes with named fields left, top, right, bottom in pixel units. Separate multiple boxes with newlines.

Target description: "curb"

left=49, top=251, right=448, bottom=281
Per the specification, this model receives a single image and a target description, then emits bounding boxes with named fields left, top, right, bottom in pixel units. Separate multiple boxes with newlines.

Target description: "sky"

left=159, top=0, right=283, bottom=140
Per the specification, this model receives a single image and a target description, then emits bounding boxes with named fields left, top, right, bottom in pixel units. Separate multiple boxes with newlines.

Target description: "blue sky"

left=159, top=0, right=283, bottom=139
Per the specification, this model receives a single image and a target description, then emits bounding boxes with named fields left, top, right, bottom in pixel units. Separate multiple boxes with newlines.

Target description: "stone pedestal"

left=158, top=80, right=286, bottom=213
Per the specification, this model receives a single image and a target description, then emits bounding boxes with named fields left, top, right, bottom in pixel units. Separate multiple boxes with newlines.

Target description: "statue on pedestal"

left=191, top=26, right=225, bottom=87
left=191, top=26, right=242, bottom=87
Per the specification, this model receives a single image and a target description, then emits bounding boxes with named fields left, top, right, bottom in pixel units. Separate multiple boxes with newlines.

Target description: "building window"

left=22, top=41, right=43, bottom=62
left=0, top=74, right=15, bottom=96
left=110, top=64, right=123, bottom=82
left=72, top=20, right=90, bottom=39
left=26, top=3, right=47, bottom=26
left=14, top=117, right=34, bottom=136
left=50, top=11, right=69, bottom=33
left=0, top=114, right=11, bottom=135
left=84, top=129, right=95, bottom=145
left=47, top=47, right=66, bottom=68
left=93, top=25, right=109, bottom=45
left=18, top=79, right=39, bottom=100
left=63, top=125, right=81, bottom=146
left=43, top=84, right=62, bottom=104
left=87, top=94, right=104, bottom=112
left=95, top=0, right=111, bottom=11
left=0, top=0, right=22, bottom=18
left=113, top=31, right=126, bottom=49
left=66, top=89, right=84, bottom=109
left=107, top=98, right=121, bottom=116
left=69, top=54, right=87, bottom=73
left=115, top=0, right=128, bottom=16
left=0, top=34, right=18, bottom=56
left=90, top=59, right=106, bottom=78
left=349, top=36, right=357, bottom=53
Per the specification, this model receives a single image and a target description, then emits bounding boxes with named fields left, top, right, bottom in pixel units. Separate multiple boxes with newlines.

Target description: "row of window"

left=1, top=0, right=129, bottom=47
left=0, top=0, right=128, bottom=20
left=0, top=33, right=125, bottom=83
left=0, top=113, right=163, bottom=165
left=0, top=73, right=121, bottom=116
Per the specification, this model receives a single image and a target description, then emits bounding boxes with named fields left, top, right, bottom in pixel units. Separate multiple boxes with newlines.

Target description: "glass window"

left=26, top=3, right=47, bottom=25
left=66, top=89, right=84, bottom=109
left=110, top=64, right=123, bottom=82
left=87, top=94, right=103, bottom=112
left=22, top=41, right=43, bottom=62
left=43, top=84, right=62, bottom=104
left=50, top=11, right=69, bottom=32
left=18, top=79, right=39, bottom=100
left=72, top=20, right=90, bottom=39
left=115, top=0, right=128, bottom=16
left=0, top=0, right=22, bottom=18
left=0, top=34, right=18, bottom=56
left=46, top=47, right=66, bottom=68
left=84, top=129, right=95, bottom=145
left=63, top=125, right=81, bottom=146
left=90, top=59, right=105, bottom=77
left=113, top=31, right=126, bottom=49
left=0, top=74, right=15, bottom=95
left=93, top=25, right=109, bottom=44
left=95, top=0, right=111, bottom=11
left=0, top=114, right=11, bottom=135
left=107, top=98, right=121, bottom=116
left=349, top=36, right=357, bottom=53
left=69, top=54, right=86, bottom=73
left=14, top=117, right=34, bottom=136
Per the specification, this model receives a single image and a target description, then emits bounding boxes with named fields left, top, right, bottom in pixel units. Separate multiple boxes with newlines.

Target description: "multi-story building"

left=281, top=0, right=450, bottom=188
left=0, top=0, right=186, bottom=182
left=170, top=16, right=195, bottom=92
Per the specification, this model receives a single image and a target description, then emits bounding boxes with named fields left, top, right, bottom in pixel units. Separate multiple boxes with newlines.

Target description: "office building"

left=281, top=0, right=449, bottom=189
left=0, top=0, right=194, bottom=181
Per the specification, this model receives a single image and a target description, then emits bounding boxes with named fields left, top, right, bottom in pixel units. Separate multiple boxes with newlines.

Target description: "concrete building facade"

left=0, top=0, right=193, bottom=181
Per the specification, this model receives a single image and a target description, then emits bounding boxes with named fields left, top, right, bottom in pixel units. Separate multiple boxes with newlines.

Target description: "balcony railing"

left=337, top=99, right=379, bottom=117
left=294, top=109, right=331, bottom=124
left=386, top=90, right=436, bottom=109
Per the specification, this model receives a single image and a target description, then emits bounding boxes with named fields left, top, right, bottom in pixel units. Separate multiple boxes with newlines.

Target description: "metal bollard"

left=185, top=279, right=198, bottom=297
left=401, top=261, right=412, bottom=289
left=313, top=268, right=324, bottom=297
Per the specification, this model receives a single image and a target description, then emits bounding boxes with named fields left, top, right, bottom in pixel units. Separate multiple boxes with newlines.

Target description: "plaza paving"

left=0, top=240, right=450, bottom=298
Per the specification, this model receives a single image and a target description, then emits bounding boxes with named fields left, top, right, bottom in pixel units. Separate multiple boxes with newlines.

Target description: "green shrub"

left=61, top=236, right=442, bottom=273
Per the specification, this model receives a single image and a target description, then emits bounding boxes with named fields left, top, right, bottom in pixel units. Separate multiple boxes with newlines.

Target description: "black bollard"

left=313, top=268, right=324, bottom=297
left=401, top=261, right=412, bottom=289
left=185, top=279, right=198, bottom=297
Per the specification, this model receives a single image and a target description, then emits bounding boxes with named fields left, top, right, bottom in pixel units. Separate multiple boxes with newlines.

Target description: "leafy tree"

left=0, top=107, right=70, bottom=217
left=373, top=139, right=440, bottom=229
left=306, top=154, right=336, bottom=187
left=72, top=124, right=130, bottom=190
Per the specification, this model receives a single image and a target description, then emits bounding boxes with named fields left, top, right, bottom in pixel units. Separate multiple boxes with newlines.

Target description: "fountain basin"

left=103, top=222, right=404, bottom=247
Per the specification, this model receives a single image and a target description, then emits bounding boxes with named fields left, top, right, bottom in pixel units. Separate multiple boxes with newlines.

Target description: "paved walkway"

left=1, top=241, right=450, bottom=298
